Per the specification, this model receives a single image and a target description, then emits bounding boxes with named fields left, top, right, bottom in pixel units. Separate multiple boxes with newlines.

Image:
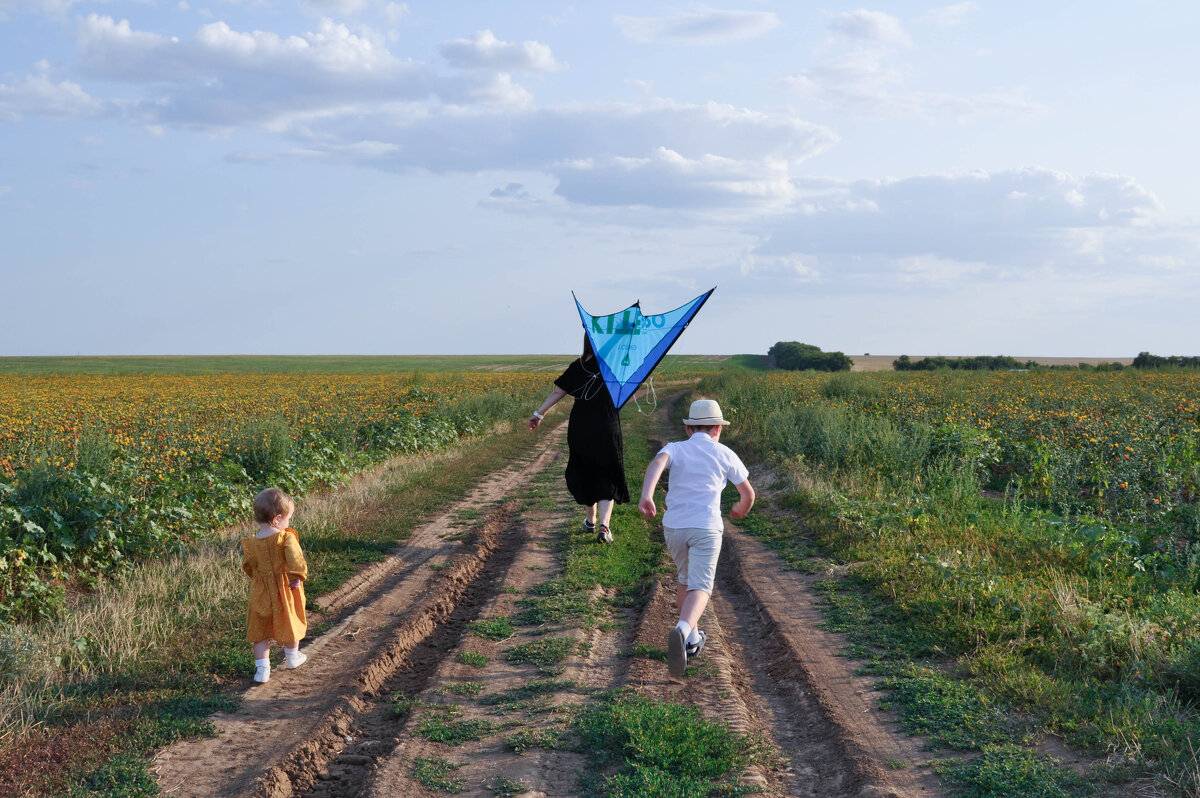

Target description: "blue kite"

left=573, top=288, right=715, bottom=410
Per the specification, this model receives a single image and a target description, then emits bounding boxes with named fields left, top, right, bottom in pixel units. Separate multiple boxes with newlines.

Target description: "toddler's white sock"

left=686, top=628, right=702, bottom=646
left=255, top=657, right=270, bottom=668
left=675, top=620, right=690, bottom=637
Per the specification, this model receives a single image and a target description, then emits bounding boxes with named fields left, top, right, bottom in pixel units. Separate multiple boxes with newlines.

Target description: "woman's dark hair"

left=581, top=334, right=596, bottom=364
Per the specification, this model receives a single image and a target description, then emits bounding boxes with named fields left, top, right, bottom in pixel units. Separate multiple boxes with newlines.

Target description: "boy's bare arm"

left=638, top=452, right=670, bottom=518
left=730, top=478, right=755, bottom=520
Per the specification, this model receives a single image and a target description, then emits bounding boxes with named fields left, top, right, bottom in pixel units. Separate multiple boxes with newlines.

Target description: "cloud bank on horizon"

left=1, top=2, right=1198, bottom=357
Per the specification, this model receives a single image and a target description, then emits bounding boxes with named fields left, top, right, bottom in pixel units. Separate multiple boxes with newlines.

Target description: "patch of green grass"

left=878, top=665, right=1017, bottom=750
left=487, top=775, right=530, bottom=796
left=456, top=650, right=489, bottom=668
left=416, top=706, right=500, bottom=745
left=935, top=745, right=1084, bottom=798
left=468, top=617, right=516, bottom=641
left=505, top=726, right=562, bottom=753
left=572, top=692, right=775, bottom=797
left=441, top=681, right=484, bottom=697
left=622, top=644, right=667, bottom=662
left=504, top=637, right=578, bottom=667
left=389, top=692, right=427, bottom=717
left=428, top=562, right=450, bottom=571
left=513, top=592, right=598, bottom=626
left=409, top=756, right=467, bottom=793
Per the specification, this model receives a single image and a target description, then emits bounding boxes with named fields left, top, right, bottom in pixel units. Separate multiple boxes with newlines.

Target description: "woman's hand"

left=528, top=415, right=542, bottom=430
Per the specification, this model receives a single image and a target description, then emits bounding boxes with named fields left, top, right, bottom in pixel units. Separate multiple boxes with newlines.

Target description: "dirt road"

left=155, top=403, right=943, bottom=797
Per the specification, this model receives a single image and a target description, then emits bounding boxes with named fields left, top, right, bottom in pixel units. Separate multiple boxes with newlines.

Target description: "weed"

left=572, top=692, right=775, bottom=796
left=416, top=705, right=499, bottom=745
left=409, top=756, right=467, bottom=793
left=504, top=637, right=577, bottom=667
left=505, top=726, right=561, bottom=753
left=487, top=775, right=528, bottom=796
left=622, top=644, right=667, bottom=662
left=456, top=651, right=489, bottom=668
left=441, top=682, right=484, bottom=698
left=935, top=745, right=1083, bottom=798
left=468, top=617, right=516, bottom=641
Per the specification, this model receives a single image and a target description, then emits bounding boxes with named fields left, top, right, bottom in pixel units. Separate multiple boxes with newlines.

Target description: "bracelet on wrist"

left=532, top=410, right=544, bottom=420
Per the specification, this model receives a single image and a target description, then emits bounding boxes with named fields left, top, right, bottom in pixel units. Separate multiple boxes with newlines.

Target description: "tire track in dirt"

left=153, top=423, right=566, bottom=798
left=717, top=528, right=943, bottom=797
left=628, top=392, right=944, bottom=798
left=361, top=474, right=642, bottom=796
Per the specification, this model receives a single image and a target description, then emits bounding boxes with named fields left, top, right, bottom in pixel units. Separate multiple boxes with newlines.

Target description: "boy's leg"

left=679, top=588, right=710, bottom=630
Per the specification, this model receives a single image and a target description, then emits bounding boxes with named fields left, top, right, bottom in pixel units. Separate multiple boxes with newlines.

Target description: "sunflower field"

left=0, top=372, right=547, bottom=621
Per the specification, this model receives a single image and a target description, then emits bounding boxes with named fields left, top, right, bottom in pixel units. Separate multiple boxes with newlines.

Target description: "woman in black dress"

left=528, top=337, right=630, bottom=543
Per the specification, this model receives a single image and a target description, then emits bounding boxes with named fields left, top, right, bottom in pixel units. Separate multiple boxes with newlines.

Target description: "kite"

left=573, top=288, right=715, bottom=410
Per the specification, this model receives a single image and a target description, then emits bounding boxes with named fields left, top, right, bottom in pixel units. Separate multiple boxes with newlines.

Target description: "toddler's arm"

left=282, top=530, right=309, bottom=587
left=730, top=479, right=755, bottom=520
left=639, top=452, right=670, bottom=518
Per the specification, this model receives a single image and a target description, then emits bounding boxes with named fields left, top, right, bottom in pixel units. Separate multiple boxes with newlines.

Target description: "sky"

left=2, top=1, right=1198, bottom=357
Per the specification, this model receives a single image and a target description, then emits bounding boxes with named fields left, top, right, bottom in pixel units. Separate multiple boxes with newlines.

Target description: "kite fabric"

left=573, top=288, right=715, bottom=410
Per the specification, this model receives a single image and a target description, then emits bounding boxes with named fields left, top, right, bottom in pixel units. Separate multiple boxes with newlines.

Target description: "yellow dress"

left=242, top=527, right=308, bottom=646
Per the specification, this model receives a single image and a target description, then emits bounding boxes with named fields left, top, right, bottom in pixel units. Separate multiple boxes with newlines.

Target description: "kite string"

left=630, top=375, right=658, bottom=416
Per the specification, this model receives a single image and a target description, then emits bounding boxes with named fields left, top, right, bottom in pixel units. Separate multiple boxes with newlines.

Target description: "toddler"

left=639, top=399, right=754, bottom=677
left=242, top=487, right=309, bottom=683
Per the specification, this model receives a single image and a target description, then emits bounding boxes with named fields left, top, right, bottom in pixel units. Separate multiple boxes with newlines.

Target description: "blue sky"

left=2, top=1, right=1197, bottom=357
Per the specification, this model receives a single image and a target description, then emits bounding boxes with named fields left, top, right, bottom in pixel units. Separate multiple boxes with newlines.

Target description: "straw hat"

left=682, top=398, right=730, bottom=426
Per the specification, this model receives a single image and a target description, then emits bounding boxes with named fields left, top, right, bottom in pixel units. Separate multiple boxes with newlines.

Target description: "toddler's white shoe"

left=253, top=663, right=271, bottom=683
left=285, top=650, right=308, bottom=670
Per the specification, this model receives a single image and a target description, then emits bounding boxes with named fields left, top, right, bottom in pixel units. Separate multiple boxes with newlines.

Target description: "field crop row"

left=0, top=372, right=548, bottom=622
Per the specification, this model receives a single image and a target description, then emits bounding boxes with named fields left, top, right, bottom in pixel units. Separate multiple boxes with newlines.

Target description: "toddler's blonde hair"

left=253, top=487, right=295, bottom=524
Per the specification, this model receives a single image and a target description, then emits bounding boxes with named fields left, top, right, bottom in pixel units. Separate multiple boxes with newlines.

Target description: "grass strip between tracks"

left=447, top=403, right=777, bottom=797
left=0, top=416, right=562, bottom=798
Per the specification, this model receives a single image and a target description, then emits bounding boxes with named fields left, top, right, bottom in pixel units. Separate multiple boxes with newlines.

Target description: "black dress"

left=554, top=358, right=630, bottom=506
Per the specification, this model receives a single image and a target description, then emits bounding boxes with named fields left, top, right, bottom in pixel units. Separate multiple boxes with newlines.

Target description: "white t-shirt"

left=658, top=432, right=749, bottom=530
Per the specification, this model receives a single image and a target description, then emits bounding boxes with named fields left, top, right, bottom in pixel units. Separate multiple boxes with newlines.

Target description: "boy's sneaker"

left=668, top=626, right=687, bottom=677
left=284, top=650, right=308, bottom=670
left=253, top=663, right=271, bottom=683
left=583, top=519, right=596, bottom=534
left=685, top=630, right=707, bottom=658
left=597, top=524, right=613, bottom=544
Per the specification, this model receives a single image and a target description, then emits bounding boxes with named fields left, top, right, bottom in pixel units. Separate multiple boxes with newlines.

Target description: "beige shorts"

left=663, top=526, right=723, bottom=594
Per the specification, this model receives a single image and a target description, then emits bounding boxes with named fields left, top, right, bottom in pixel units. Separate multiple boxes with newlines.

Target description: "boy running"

left=639, top=399, right=754, bottom=677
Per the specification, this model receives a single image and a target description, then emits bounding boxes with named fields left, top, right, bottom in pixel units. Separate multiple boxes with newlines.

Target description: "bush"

left=768, top=342, right=852, bottom=372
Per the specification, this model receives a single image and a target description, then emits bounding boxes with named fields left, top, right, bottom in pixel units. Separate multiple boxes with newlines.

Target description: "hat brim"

left=683, top=417, right=730, bottom=426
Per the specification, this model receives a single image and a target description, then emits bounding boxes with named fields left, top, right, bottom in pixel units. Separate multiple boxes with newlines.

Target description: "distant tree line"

left=768, top=342, right=852, bottom=372
left=1132, top=352, right=1200, bottom=369
left=893, top=355, right=1035, bottom=371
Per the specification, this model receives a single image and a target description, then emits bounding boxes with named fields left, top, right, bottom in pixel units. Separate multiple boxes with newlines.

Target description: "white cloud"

left=553, top=147, right=795, bottom=211
left=828, top=9, right=911, bottom=47
left=0, top=71, right=105, bottom=122
left=439, top=30, right=562, bottom=72
left=756, top=167, right=1166, bottom=273
left=305, top=100, right=837, bottom=178
left=74, top=15, right=532, bottom=127
left=784, top=46, right=1043, bottom=121
left=615, top=9, right=781, bottom=44
left=923, top=2, right=979, bottom=29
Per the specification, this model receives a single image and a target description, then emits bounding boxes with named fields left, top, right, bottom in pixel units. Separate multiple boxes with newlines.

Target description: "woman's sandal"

left=583, top=519, right=596, bottom=534
left=596, top=524, right=613, bottom=544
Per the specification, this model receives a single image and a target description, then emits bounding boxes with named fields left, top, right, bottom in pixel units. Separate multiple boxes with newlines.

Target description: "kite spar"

left=572, top=288, right=715, bottom=410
